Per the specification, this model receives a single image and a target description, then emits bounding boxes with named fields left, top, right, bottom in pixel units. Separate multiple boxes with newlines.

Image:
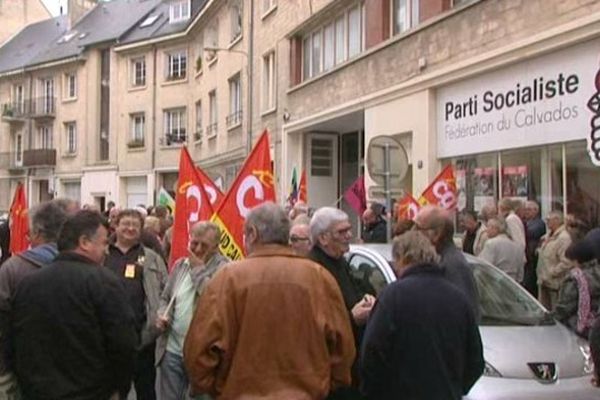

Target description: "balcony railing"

left=159, top=131, right=187, bottom=146
left=226, top=110, right=243, bottom=129
left=0, top=151, right=24, bottom=171
left=1, top=102, right=29, bottom=121
left=31, top=97, right=56, bottom=118
left=23, top=148, right=56, bottom=167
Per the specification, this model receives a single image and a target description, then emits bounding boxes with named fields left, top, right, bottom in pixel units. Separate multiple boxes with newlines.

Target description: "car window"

left=472, top=261, right=552, bottom=326
left=347, top=254, right=388, bottom=296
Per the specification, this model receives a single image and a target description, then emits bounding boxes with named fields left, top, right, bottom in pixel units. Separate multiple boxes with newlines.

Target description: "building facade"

left=0, top=0, right=51, bottom=46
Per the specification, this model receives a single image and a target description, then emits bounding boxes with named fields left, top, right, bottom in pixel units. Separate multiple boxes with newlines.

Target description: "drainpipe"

left=246, top=0, right=254, bottom=155
left=151, top=45, right=158, bottom=201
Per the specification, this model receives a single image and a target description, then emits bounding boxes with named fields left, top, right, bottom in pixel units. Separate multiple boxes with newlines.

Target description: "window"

left=15, top=134, right=22, bottom=166
left=39, top=78, right=54, bottom=114
left=13, top=84, right=24, bottom=114
left=262, top=0, right=276, bottom=15
left=131, top=57, right=146, bottom=86
left=165, top=50, right=187, bottom=80
left=64, top=122, right=77, bottom=154
left=230, top=1, right=242, bottom=43
left=392, top=0, right=419, bottom=35
left=195, top=101, right=202, bottom=142
left=130, top=113, right=145, bottom=147
left=64, top=73, right=77, bottom=99
left=262, top=51, right=276, bottom=111
left=208, top=90, right=218, bottom=137
left=169, top=0, right=190, bottom=23
left=140, top=14, right=160, bottom=28
left=38, top=125, right=53, bottom=149
left=301, top=3, right=365, bottom=81
left=163, top=108, right=186, bottom=145
left=227, top=74, right=242, bottom=128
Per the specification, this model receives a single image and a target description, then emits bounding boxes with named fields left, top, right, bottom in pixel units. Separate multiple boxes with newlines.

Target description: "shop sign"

left=437, top=40, right=600, bottom=166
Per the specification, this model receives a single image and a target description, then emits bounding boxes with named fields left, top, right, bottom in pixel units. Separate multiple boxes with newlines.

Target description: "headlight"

left=579, top=343, right=594, bottom=375
left=483, top=361, right=502, bottom=377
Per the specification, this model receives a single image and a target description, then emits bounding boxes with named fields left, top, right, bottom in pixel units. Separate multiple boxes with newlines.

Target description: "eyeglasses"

left=290, top=236, right=310, bottom=243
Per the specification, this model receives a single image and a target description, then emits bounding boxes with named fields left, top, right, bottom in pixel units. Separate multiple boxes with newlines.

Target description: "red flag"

left=212, top=130, right=275, bottom=260
left=343, top=175, right=366, bottom=215
left=169, top=147, right=214, bottom=270
left=418, top=165, right=457, bottom=210
left=196, top=166, right=225, bottom=209
left=9, top=182, right=29, bottom=254
left=395, top=194, right=420, bottom=221
left=298, top=169, right=307, bottom=203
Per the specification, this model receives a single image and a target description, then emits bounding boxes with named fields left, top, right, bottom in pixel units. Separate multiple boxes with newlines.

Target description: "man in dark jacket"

left=360, top=231, right=484, bottom=400
left=416, top=205, right=480, bottom=319
left=361, top=203, right=387, bottom=244
left=0, top=198, right=76, bottom=398
left=309, top=207, right=374, bottom=400
left=11, top=210, right=137, bottom=400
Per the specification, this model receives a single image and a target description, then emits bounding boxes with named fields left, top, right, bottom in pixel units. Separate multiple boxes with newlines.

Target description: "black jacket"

left=361, top=219, right=387, bottom=244
left=360, top=263, right=484, bottom=400
left=11, top=252, right=137, bottom=400
left=439, top=241, right=480, bottom=321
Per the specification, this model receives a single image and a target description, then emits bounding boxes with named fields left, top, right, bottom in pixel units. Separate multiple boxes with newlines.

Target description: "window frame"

left=163, top=107, right=187, bottom=145
left=262, top=51, right=276, bottom=113
left=229, top=1, right=243, bottom=43
left=63, top=72, right=77, bottom=100
left=130, top=113, right=146, bottom=143
left=207, top=90, right=218, bottom=138
left=131, top=57, right=146, bottom=87
left=391, top=0, right=420, bottom=36
left=194, top=100, right=203, bottom=142
left=165, top=50, right=188, bottom=81
left=64, top=121, right=77, bottom=154
left=227, top=73, right=242, bottom=129
left=169, top=0, right=191, bottom=23
left=38, top=125, right=53, bottom=149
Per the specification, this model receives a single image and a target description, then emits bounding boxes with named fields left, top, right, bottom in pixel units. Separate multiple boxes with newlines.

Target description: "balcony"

left=22, top=149, right=56, bottom=167
left=31, top=97, right=56, bottom=119
left=1, top=102, right=29, bottom=122
left=159, top=131, right=187, bottom=146
left=0, top=152, right=24, bottom=172
left=226, top=110, right=243, bottom=129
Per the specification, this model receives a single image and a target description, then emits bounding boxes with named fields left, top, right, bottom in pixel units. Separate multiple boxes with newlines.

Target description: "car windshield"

left=473, top=261, right=553, bottom=327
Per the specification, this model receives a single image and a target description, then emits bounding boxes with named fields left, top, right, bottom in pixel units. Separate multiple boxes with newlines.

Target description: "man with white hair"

left=498, top=198, right=526, bottom=252
left=309, top=207, right=374, bottom=399
left=479, top=217, right=524, bottom=282
left=184, top=202, right=355, bottom=399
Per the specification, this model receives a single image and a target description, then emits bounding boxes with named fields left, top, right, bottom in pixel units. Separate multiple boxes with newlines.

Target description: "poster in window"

left=473, top=167, right=495, bottom=212
left=502, top=165, right=528, bottom=202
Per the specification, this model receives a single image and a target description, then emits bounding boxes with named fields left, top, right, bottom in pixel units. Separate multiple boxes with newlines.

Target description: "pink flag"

left=343, top=175, right=366, bottom=215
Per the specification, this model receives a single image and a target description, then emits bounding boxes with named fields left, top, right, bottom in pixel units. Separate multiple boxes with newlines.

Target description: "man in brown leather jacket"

left=184, top=202, right=355, bottom=399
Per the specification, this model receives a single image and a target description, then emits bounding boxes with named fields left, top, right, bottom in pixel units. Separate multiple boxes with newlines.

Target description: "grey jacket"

left=479, top=234, right=524, bottom=282
left=155, top=253, right=229, bottom=364
left=139, top=246, right=168, bottom=348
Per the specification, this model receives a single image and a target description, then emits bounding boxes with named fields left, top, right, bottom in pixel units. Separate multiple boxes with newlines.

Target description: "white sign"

left=437, top=39, right=600, bottom=166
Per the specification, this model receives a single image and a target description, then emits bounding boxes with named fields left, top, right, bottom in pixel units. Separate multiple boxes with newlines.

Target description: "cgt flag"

left=195, top=166, right=225, bottom=210
left=212, top=130, right=275, bottom=260
left=9, top=182, right=29, bottom=254
left=343, top=175, right=367, bottom=215
left=395, top=194, right=420, bottom=221
left=169, top=147, right=214, bottom=270
left=418, top=165, right=457, bottom=210
left=298, top=169, right=307, bottom=203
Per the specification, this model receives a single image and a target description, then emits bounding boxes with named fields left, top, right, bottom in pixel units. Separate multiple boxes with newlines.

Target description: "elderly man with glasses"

left=289, top=215, right=312, bottom=256
left=309, top=207, right=375, bottom=400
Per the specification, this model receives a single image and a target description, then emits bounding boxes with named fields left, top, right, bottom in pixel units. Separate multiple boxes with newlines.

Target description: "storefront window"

left=454, top=153, right=498, bottom=212
left=500, top=148, right=540, bottom=203
left=565, top=141, right=600, bottom=228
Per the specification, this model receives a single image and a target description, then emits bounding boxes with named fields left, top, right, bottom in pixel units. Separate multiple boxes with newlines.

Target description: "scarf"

left=570, top=267, right=595, bottom=335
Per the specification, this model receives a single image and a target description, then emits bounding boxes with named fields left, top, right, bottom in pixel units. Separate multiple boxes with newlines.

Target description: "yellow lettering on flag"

left=252, top=170, right=274, bottom=188
left=212, top=215, right=244, bottom=261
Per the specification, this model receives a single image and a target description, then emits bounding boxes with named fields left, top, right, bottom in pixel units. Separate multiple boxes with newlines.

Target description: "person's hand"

left=351, top=295, right=376, bottom=325
left=188, top=247, right=206, bottom=269
left=155, top=314, right=170, bottom=331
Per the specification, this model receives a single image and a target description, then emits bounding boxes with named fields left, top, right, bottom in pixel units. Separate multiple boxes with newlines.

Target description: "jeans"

left=160, top=351, right=210, bottom=400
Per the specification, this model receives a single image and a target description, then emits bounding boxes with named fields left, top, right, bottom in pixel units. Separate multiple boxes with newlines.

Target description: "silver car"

left=347, top=244, right=598, bottom=400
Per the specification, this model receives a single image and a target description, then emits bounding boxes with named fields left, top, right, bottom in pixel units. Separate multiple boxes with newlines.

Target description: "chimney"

left=67, top=0, right=98, bottom=29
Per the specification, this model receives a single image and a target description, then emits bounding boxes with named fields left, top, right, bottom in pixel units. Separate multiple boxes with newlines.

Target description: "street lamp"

left=203, top=46, right=253, bottom=156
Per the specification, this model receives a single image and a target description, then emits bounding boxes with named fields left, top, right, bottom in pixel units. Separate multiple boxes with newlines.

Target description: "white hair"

left=309, top=207, right=349, bottom=244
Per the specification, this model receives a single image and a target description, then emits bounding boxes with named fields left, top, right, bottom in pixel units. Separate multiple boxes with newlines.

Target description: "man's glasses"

left=290, top=236, right=310, bottom=243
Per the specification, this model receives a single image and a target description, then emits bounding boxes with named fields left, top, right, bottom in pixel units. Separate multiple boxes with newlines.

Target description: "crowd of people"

left=0, top=196, right=595, bottom=399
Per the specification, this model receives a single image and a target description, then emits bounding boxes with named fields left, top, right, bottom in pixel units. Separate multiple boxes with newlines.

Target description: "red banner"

left=169, top=147, right=214, bottom=270
left=418, top=165, right=457, bottom=210
left=212, top=130, right=275, bottom=260
left=298, top=169, right=307, bottom=203
left=196, top=166, right=225, bottom=210
left=9, top=182, right=29, bottom=254
left=395, top=194, right=420, bottom=221
left=343, top=175, right=367, bottom=215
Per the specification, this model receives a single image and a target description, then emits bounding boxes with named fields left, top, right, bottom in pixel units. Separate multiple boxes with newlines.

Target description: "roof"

left=0, top=0, right=162, bottom=74
left=119, top=0, right=209, bottom=45
left=0, top=15, right=68, bottom=74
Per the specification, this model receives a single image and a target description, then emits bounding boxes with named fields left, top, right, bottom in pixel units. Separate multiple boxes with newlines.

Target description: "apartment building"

left=275, top=0, right=600, bottom=229
left=0, top=0, right=160, bottom=209
left=113, top=0, right=250, bottom=206
left=0, top=0, right=51, bottom=46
